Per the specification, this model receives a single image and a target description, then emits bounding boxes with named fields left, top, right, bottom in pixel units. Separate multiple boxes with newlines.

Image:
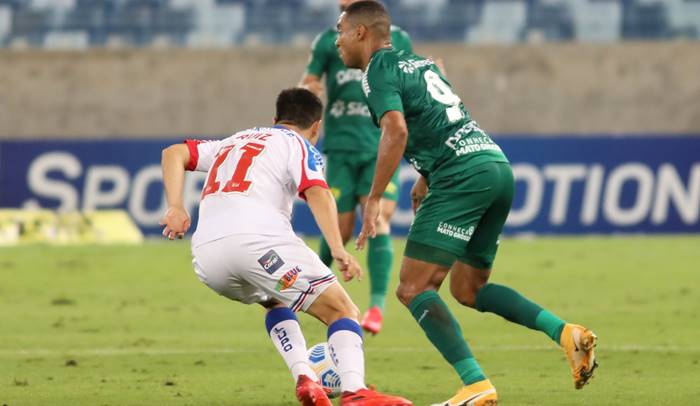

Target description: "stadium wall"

left=1, top=42, right=700, bottom=138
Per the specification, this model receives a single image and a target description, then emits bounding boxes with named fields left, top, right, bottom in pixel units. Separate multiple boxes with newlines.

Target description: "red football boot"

left=340, top=387, right=412, bottom=406
left=360, top=306, right=383, bottom=335
left=296, top=375, right=332, bottom=406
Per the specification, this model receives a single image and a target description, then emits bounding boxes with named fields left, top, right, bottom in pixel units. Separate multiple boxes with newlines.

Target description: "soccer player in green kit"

left=300, top=0, right=412, bottom=335
left=337, top=2, right=598, bottom=405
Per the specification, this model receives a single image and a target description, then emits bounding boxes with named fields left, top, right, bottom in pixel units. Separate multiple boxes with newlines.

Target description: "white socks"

left=328, top=318, right=366, bottom=393
left=266, top=308, right=317, bottom=382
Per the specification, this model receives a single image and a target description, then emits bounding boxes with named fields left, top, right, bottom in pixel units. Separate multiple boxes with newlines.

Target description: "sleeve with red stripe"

left=183, top=139, right=202, bottom=171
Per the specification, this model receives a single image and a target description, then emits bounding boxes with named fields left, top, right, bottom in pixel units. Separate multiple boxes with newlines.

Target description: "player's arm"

left=370, top=111, right=408, bottom=201
left=300, top=32, right=328, bottom=99
left=304, top=186, right=362, bottom=282
left=160, top=144, right=192, bottom=239
left=300, top=74, right=324, bottom=99
left=357, top=111, right=408, bottom=248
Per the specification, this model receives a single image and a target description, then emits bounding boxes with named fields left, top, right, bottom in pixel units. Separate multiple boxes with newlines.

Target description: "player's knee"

left=339, top=228, right=353, bottom=245
left=450, top=283, right=480, bottom=308
left=375, top=216, right=391, bottom=235
left=396, top=283, right=421, bottom=307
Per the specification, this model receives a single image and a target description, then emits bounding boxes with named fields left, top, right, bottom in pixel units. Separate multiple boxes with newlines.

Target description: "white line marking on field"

left=0, top=344, right=697, bottom=357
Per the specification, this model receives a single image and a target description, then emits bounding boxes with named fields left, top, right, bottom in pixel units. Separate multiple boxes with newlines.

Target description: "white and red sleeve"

left=288, top=135, right=328, bottom=199
left=183, top=139, right=223, bottom=172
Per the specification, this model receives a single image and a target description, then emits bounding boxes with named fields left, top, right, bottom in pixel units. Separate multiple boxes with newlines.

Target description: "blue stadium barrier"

left=1, top=135, right=699, bottom=236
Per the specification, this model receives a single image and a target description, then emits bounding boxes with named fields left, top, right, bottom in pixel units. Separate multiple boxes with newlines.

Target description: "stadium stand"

left=0, top=0, right=699, bottom=48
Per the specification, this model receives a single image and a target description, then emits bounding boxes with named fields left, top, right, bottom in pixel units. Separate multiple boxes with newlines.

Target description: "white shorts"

left=191, top=234, right=337, bottom=312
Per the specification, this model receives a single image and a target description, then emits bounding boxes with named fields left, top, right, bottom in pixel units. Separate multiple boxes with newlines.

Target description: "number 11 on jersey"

left=202, top=142, right=266, bottom=199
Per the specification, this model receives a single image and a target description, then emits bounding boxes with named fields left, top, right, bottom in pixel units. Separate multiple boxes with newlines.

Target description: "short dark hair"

left=274, top=88, right=323, bottom=129
left=344, top=1, right=391, bottom=38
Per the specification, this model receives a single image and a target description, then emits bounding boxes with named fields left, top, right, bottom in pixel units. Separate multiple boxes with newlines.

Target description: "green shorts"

left=405, top=162, right=513, bottom=269
left=325, top=151, right=400, bottom=213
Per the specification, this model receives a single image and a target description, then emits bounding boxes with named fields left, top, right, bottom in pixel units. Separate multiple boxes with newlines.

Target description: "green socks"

left=368, top=234, right=393, bottom=311
left=409, top=291, right=486, bottom=385
left=318, top=237, right=333, bottom=267
left=475, top=283, right=565, bottom=343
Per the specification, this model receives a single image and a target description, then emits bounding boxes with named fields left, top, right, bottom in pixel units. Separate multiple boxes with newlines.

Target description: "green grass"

left=1, top=236, right=699, bottom=405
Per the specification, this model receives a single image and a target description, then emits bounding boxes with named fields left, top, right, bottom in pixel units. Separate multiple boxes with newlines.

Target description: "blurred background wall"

left=1, top=0, right=699, bottom=137
left=1, top=42, right=699, bottom=138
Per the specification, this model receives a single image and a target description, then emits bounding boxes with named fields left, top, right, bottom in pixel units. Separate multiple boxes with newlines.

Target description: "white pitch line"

left=0, top=344, right=697, bottom=357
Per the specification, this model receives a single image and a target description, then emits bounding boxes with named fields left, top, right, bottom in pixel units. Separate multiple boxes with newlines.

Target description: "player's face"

left=335, top=13, right=362, bottom=69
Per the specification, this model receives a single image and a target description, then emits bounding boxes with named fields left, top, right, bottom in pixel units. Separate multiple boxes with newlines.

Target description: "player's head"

left=338, top=0, right=366, bottom=12
left=335, top=1, right=391, bottom=69
left=274, top=88, right=323, bottom=142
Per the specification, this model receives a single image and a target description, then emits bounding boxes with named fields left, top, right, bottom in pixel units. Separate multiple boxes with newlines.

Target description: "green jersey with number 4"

left=306, top=27, right=412, bottom=153
left=362, top=48, right=508, bottom=183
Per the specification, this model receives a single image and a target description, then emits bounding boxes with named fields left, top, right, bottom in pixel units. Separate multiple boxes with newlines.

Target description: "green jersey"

left=362, top=48, right=509, bottom=183
left=306, top=26, right=412, bottom=153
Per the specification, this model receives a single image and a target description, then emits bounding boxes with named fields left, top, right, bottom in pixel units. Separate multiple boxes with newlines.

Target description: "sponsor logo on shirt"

left=436, top=222, right=474, bottom=242
left=398, top=59, right=434, bottom=74
left=336, top=69, right=364, bottom=85
left=329, top=100, right=371, bottom=118
left=445, top=121, right=503, bottom=157
left=258, top=249, right=285, bottom=274
left=275, top=266, right=302, bottom=291
left=307, top=144, right=324, bottom=171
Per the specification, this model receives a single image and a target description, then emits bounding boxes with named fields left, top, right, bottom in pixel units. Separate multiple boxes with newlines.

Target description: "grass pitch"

left=1, top=236, right=699, bottom=405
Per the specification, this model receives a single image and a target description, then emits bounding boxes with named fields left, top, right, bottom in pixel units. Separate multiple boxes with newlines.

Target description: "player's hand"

left=159, top=205, right=191, bottom=240
left=300, top=81, right=324, bottom=99
left=411, top=176, right=428, bottom=214
left=331, top=249, right=363, bottom=282
left=356, top=197, right=381, bottom=250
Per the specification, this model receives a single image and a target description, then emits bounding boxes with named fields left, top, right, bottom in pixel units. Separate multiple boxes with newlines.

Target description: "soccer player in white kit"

left=159, top=88, right=411, bottom=406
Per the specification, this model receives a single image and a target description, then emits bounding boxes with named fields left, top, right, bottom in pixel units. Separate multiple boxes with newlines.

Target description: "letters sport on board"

left=0, top=136, right=698, bottom=236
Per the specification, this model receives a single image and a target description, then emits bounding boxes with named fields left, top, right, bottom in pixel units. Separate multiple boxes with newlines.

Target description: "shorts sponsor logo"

left=436, top=222, right=474, bottom=242
left=258, top=249, right=285, bottom=274
left=275, top=266, right=302, bottom=291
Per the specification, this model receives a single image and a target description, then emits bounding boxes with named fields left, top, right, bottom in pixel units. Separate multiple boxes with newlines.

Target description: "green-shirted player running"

left=300, top=0, right=412, bottom=335
left=337, top=2, right=599, bottom=405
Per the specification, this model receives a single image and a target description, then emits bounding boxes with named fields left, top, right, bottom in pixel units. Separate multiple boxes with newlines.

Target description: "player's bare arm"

left=299, top=74, right=325, bottom=99
left=357, top=110, right=407, bottom=249
left=159, top=143, right=191, bottom=239
left=411, top=175, right=428, bottom=213
left=304, top=185, right=363, bottom=282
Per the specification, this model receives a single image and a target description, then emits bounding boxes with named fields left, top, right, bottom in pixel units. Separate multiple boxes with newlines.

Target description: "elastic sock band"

left=265, top=307, right=297, bottom=334
left=327, top=318, right=363, bottom=339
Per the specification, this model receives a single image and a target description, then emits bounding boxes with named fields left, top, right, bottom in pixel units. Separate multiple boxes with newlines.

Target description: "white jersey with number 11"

left=184, top=126, right=328, bottom=248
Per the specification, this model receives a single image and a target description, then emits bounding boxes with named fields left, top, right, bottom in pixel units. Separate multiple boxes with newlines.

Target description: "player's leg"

left=401, top=172, right=497, bottom=406
left=306, top=282, right=412, bottom=405
left=193, top=236, right=331, bottom=405
left=451, top=162, right=597, bottom=389
left=262, top=300, right=332, bottom=406
left=319, top=154, right=357, bottom=266
left=396, top=255, right=492, bottom=398
left=356, top=158, right=400, bottom=334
